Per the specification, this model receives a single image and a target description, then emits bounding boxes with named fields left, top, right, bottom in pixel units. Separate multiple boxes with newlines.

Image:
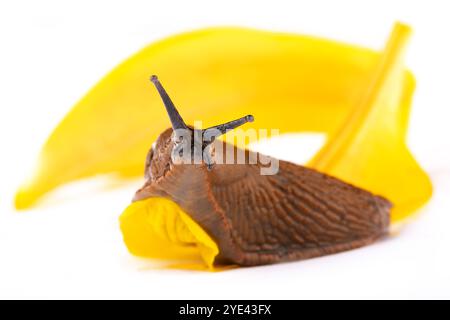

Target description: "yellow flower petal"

left=310, top=23, right=432, bottom=221
left=120, top=197, right=219, bottom=269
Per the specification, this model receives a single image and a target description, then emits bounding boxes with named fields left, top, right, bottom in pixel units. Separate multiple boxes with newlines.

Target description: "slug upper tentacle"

left=132, top=76, right=392, bottom=266
left=150, top=75, right=254, bottom=170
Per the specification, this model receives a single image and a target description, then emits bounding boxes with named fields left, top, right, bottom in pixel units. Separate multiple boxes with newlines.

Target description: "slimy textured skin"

left=131, top=77, right=391, bottom=266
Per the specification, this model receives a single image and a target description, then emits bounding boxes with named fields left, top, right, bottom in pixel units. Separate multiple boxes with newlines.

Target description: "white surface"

left=0, top=0, right=450, bottom=299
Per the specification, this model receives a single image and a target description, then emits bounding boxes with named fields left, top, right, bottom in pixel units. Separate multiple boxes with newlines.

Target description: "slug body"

left=134, top=128, right=391, bottom=266
left=131, top=76, right=392, bottom=267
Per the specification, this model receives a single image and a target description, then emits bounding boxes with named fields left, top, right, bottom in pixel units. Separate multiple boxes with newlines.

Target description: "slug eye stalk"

left=150, top=75, right=254, bottom=168
left=150, top=75, right=187, bottom=131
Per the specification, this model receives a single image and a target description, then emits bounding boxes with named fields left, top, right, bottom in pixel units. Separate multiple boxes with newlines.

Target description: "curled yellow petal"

left=120, top=197, right=219, bottom=269
left=15, top=27, right=385, bottom=209
left=310, top=23, right=432, bottom=221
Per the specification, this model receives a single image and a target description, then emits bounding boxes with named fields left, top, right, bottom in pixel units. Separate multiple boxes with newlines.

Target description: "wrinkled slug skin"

left=134, top=129, right=391, bottom=266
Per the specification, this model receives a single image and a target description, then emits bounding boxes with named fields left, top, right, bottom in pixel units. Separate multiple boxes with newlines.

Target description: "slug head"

left=145, top=75, right=254, bottom=180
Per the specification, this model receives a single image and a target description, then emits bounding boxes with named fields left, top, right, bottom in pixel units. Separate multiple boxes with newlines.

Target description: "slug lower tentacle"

left=129, top=76, right=391, bottom=267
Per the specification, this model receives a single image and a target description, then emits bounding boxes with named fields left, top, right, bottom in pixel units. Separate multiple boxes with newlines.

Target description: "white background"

left=0, top=0, right=449, bottom=299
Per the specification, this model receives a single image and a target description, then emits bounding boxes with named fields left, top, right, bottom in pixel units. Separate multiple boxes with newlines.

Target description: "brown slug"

left=132, top=75, right=392, bottom=266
